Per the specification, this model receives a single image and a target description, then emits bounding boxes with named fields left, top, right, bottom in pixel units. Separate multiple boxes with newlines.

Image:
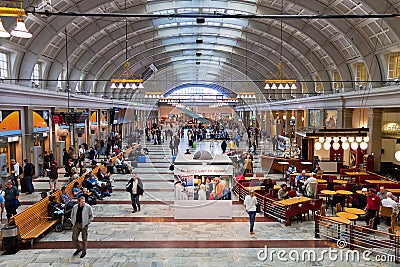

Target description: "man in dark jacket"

left=126, top=173, right=144, bottom=213
left=23, top=159, right=35, bottom=194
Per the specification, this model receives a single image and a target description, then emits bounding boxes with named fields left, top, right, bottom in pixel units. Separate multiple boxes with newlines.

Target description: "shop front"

left=174, top=152, right=233, bottom=219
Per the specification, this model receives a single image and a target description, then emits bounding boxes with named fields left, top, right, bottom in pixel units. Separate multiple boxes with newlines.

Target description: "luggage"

left=138, top=156, right=146, bottom=163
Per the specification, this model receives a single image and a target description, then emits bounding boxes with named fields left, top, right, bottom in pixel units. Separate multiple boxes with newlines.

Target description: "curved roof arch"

left=1, top=0, right=398, bottom=100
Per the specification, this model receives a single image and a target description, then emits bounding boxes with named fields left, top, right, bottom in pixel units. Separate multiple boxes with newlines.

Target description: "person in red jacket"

left=365, top=188, right=382, bottom=230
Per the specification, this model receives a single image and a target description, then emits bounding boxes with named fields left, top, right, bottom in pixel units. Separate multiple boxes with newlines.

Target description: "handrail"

left=233, top=180, right=291, bottom=226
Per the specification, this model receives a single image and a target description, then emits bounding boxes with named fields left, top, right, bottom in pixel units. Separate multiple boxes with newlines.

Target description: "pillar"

left=367, top=108, right=383, bottom=172
left=23, top=107, right=34, bottom=162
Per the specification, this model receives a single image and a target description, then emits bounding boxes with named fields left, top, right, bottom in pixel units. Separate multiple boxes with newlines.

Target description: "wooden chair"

left=287, top=190, right=297, bottom=198
left=390, top=214, right=400, bottom=234
left=306, top=182, right=318, bottom=199
left=381, top=206, right=393, bottom=222
left=336, top=203, right=342, bottom=213
left=309, top=198, right=323, bottom=220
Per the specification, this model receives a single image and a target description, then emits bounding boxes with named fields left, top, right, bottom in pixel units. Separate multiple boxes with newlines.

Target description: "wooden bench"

left=9, top=160, right=114, bottom=247
left=11, top=190, right=62, bottom=247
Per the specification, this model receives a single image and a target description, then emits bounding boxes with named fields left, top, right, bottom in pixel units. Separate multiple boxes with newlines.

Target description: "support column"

left=367, top=108, right=383, bottom=172
left=23, top=107, right=34, bottom=162
left=343, top=108, right=354, bottom=128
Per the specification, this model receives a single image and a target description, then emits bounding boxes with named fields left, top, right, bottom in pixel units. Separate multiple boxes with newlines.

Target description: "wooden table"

left=345, top=171, right=369, bottom=176
left=344, top=171, right=369, bottom=183
left=316, top=179, right=327, bottom=184
left=345, top=207, right=366, bottom=215
left=387, top=189, right=400, bottom=194
left=327, top=216, right=351, bottom=225
left=336, top=190, right=353, bottom=195
left=356, top=190, right=363, bottom=194
left=320, top=190, right=337, bottom=195
left=320, top=190, right=337, bottom=214
left=336, top=211, right=358, bottom=220
left=336, top=211, right=359, bottom=224
left=365, top=180, right=395, bottom=184
left=333, top=179, right=347, bottom=184
left=274, top=196, right=311, bottom=206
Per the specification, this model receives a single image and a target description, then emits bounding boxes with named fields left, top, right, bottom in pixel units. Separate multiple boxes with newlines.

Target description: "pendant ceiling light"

left=264, top=1, right=296, bottom=91
left=110, top=0, right=143, bottom=91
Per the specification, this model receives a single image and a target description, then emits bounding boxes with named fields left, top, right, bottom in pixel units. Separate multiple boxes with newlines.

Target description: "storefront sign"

left=382, top=122, right=400, bottom=136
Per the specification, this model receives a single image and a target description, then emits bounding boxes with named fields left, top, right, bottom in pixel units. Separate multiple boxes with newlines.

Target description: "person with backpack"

left=23, top=159, right=35, bottom=194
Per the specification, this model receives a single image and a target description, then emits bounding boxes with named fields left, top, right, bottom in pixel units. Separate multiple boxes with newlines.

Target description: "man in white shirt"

left=244, top=189, right=257, bottom=235
left=304, top=174, right=317, bottom=198
left=10, top=159, right=20, bottom=188
left=382, top=192, right=399, bottom=215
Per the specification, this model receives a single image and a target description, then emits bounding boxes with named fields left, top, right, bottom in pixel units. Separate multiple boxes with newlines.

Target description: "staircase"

left=177, top=107, right=211, bottom=124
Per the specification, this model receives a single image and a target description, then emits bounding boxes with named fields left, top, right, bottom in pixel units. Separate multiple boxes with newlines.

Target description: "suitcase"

left=138, top=156, right=146, bottom=163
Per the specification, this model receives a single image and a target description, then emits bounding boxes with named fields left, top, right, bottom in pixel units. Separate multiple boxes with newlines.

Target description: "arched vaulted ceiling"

left=1, top=0, right=399, bottom=101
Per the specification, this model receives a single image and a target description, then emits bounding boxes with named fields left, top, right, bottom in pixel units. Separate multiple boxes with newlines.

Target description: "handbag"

left=256, top=204, right=261, bottom=213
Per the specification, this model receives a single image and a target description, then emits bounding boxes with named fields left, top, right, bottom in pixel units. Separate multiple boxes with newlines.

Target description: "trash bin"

left=1, top=225, right=19, bottom=253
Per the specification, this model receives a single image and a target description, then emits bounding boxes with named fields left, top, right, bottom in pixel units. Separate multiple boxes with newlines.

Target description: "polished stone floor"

left=0, top=133, right=398, bottom=266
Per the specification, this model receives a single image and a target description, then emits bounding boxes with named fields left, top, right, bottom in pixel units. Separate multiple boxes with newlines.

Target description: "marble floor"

left=0, top=135, right=398, bottom=266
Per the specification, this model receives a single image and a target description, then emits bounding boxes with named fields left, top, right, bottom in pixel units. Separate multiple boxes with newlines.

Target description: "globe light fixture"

left=341, top=142, right=350, bottom=150
left=323, top=142, right=331, bottom=150
left=332, top=142, right=340, bottom=150
left=351, top=142, right=359, bottom=150
left=314, top=142, right=322, bottom=151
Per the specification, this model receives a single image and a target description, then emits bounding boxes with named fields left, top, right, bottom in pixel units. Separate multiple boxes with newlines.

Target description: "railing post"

left=396, top=233, right=399, bottom=264
left=349, top=224, right=354, bottom=250
left=315, top=213, right=320, bottom=238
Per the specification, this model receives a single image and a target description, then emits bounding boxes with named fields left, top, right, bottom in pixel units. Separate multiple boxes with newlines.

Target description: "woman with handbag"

left=126, top=173, right=144, bottom=213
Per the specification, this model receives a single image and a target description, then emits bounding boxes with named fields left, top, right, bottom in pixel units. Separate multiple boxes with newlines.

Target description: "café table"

left=365, top=180, right=395, bottom=185
left=320, top=190, right=337, bottom=214
left=333, top=179, right=347, bottom=184
left=387, top=189, right=400, bottom=194
left=344, top=207, right=366, bottom=216
left=335, top=190, right=353, bottom=207
left=274, top=196, right=312, bottom=206
left=344, top=171, right=370, bottom=183
left=277, top=161, right=289, bottom=182
left=336, top=211, right=358, bottom=224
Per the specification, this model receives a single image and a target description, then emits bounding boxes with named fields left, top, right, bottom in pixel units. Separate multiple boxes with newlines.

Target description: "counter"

left=319, top=161, right=343, bottom=173
left=260, top=155, right=304, bottom=173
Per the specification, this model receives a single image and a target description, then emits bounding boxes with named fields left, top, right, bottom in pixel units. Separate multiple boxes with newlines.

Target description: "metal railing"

left=233, top=180, right=291, bottom=226
left=315, top=213, right=400, bottom=264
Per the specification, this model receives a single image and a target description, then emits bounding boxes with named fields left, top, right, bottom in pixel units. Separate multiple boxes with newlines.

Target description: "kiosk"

left=174, top=150, right=233, bottom=219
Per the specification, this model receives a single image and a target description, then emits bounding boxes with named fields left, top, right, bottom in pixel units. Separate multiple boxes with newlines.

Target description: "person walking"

left=365, top=188, right=382, bottom=230
left=48, top=160, right=58, bottom=192
left=244, top=189, right=257, bottom=234
left=23, top=159, right=35, bottom=194
left=4, top=180, right=19, bottom=222
left=71, top=196, right=94, bottom=258
left=126, top=173, right=144, bottom=213
left=10, top=159, right=20, bottom=188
